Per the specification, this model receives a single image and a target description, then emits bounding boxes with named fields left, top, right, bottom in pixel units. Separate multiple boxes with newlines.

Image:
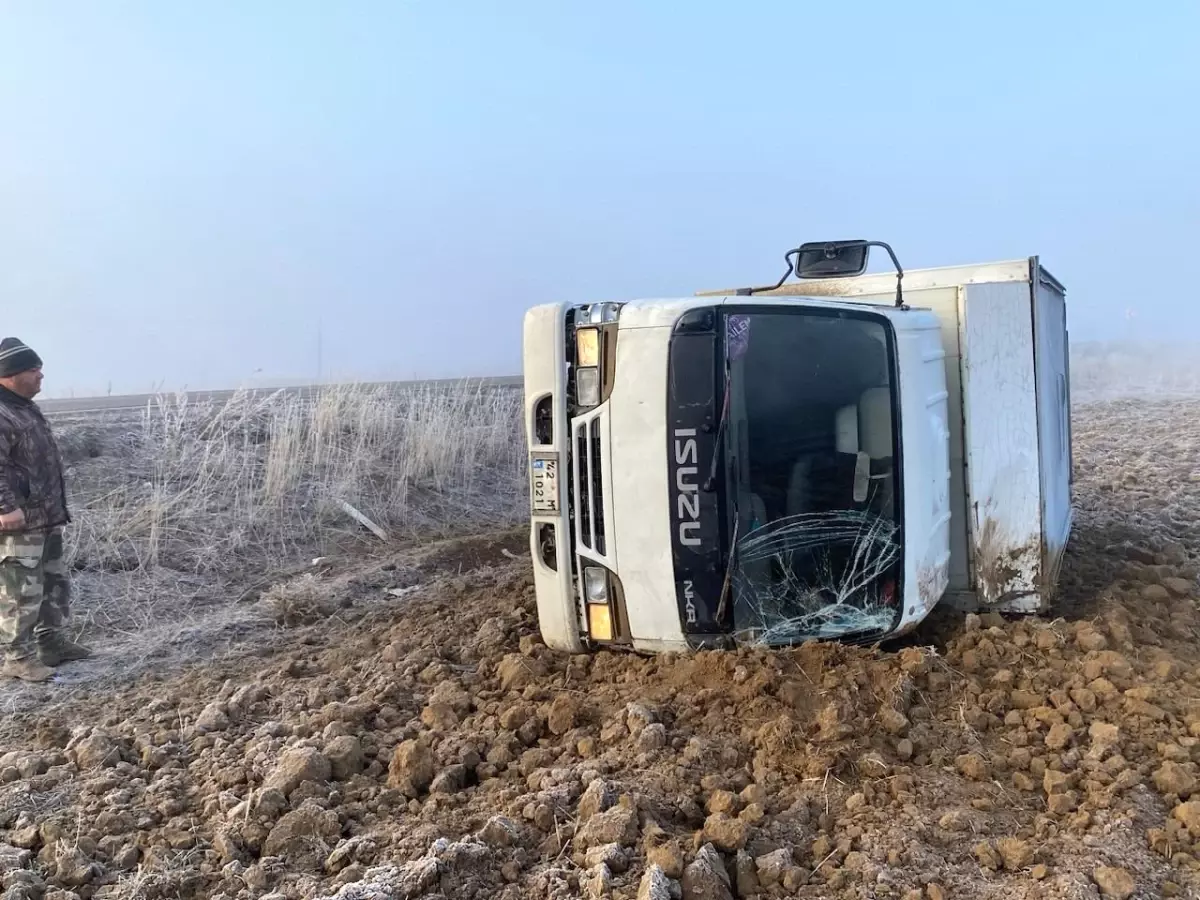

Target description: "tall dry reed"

left=64, top=381, right=527, bottom=576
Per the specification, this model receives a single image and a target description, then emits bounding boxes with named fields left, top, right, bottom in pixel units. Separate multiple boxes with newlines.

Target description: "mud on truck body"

left=523, top=241, right=1072, bottom=654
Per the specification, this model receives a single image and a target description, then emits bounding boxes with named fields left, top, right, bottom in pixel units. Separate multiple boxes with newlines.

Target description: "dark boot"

left=37, top=634, right=91, bottom=667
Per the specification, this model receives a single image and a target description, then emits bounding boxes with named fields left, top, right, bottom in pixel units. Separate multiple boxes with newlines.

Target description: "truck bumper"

left=523, top=303, right=584, bottom=653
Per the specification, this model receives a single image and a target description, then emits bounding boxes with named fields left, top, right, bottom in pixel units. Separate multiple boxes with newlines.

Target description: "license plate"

left=530, top=453, right=560, bottom=514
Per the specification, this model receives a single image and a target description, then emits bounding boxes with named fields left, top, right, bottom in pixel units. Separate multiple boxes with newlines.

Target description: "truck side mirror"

left=795, top=241, right=871, bottom=279
left=733, top=238, right=904, bottom=307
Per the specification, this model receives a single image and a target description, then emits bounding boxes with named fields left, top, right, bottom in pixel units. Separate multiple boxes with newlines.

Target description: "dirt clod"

left=585, top=843, right=629, bottom=874
left=755, top=848, right=793, bottom=887
left=638, top=864, right=680, bottom=900
left=547, top=693, right=580, bottom=735
left=648, top=839, right=686, bottom=880
left=1154, top=761, right=1198, bottom=798
left=996, top=837, right=1034, bottom=871
left=262, top=803, right=341, bottom=868
left=681, top=843, right=733, bottom=900
left=387, top=738, right=435, bottom=796
left=1093, top=865, right=1137, bottom=898
left=702, top=813, right=749, bottom=852
left=577, top=803, right=640, bottom=849
left=70, top=732, right=119, bottom=770
left=956, top=753, right=991, bottom=781
left=265, top=746, right=332, bottom=795
left=323, top=735, right=365, bottom=780
left=579, top=779, right=618, bottom=822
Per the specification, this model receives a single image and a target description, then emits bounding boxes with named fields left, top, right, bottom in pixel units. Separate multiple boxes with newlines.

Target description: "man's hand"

left=0, top=509, right=26, bottom=532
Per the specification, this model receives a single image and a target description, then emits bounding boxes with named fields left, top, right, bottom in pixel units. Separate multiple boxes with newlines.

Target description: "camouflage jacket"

left=0, top=386, right=70, bottom=531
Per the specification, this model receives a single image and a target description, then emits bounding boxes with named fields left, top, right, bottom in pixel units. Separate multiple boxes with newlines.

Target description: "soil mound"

left=0, top=399, right=1198, bottom=900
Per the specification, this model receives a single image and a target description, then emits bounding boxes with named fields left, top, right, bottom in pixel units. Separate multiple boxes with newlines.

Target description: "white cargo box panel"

left=699, top=257, right=1071, bottom=613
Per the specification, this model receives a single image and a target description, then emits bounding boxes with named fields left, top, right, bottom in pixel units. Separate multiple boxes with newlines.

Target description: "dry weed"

left=26, top=381, right=526, bottom=673
left=260, top=573, right=337, bottom=626
left=62, top=380, right=526, bottom=578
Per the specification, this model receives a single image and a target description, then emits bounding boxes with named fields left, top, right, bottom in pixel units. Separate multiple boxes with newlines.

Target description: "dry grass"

left=15, top=379, right=528, bottom=679
left=63, top=380, right=526, bottom=579
left=260, top=572, right=338, bottom=626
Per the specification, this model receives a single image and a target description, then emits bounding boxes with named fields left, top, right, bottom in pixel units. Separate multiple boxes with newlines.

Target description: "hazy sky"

left=1, top=2, right=1196, bottom=397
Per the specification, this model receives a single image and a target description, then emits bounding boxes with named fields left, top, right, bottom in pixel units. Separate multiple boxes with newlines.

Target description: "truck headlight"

left=583, top=566, right=609, bottom=603
left=576, top=328, right=600, bottom=368
left=581, top=565, right=625, bottom=644
left=583, top=566, right=614, bottom=641
left=576, top=367, right=600, bottom=407
left=569, top=304, right=623, bottom=410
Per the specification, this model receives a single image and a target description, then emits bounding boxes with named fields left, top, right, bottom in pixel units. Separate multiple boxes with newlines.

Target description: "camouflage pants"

left=0, top=528, right=70, bottom=660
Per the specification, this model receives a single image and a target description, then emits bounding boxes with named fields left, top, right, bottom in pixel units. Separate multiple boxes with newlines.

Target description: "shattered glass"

left=731, top=509, right=900, bottom=645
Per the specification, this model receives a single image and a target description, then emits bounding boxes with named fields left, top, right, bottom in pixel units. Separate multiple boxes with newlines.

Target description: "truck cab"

left=523, top=242, right=1070, bottom=653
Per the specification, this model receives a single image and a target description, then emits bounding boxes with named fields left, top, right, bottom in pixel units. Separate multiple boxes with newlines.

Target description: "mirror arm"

left=735, top=248, right=800, bottom=296
left=863, top=240, right=905, bottom=308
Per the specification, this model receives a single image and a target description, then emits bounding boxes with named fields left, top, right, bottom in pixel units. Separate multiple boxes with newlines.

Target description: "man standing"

left=0, top=338, right=89, bottom=682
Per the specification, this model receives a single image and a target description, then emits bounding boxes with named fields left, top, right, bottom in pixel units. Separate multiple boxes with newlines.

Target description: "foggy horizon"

left=3, top=2, right=1197, bottom=399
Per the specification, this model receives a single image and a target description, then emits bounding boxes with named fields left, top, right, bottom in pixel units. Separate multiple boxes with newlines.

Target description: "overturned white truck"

left=522, top=242, right=1072, bottom=653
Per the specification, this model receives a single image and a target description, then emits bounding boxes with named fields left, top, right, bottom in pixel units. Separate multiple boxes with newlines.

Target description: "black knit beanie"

left=0, top=338, right=43, bottom=378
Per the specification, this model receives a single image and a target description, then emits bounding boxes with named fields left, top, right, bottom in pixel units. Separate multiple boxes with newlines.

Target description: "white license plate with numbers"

left=530, top=453, right=560, bottom=514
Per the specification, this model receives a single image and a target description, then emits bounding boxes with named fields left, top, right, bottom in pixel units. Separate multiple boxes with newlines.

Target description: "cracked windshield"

left=725, top=310, right=901, bottom=645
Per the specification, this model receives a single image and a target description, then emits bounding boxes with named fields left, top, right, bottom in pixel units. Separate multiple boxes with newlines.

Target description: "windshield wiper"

left=702, top=355, right=732, bottom=492
left=715, top=504, right=739, bottom=627
left=708, top=352, right=738, bottom=628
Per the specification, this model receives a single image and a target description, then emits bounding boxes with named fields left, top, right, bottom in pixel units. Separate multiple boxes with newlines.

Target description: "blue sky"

left=1, top=1, right=1196, bottom=396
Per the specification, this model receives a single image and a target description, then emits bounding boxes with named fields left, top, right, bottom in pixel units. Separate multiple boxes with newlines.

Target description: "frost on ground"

left=3, top=372, right=1200, bottom=897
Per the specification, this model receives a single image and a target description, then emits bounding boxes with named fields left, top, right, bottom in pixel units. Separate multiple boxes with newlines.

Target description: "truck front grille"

left=572, top=416, right=607, bottom=556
